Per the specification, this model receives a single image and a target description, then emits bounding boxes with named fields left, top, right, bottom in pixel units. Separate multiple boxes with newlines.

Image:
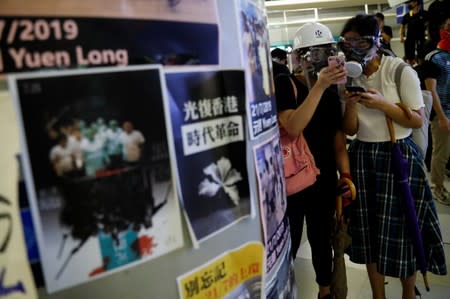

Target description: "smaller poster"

left=253, top=131, right=289, bottom=273
left=236, top=0, right=278, bottom=139
left=9, top=65, right=184, bottom=293
left=164, top=67, right=251, bottom=244
left=265, top=242, right=297, bottom=299
left=177, top=241, right=265, bottom=299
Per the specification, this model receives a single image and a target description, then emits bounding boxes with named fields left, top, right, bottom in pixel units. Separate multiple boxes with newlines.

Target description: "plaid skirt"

left=347, top=137, right=447, bottom=278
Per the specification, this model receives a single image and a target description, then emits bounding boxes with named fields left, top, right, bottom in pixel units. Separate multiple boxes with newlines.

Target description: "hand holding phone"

left=345, top=86, right=367, bottom=93
left=328, top=55, right=347, bottom=84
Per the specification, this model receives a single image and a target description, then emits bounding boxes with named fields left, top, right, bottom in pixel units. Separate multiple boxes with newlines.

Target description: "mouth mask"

left=437, top=28, right=450, bottom=51
left=342, top=51, right=368, bottom=78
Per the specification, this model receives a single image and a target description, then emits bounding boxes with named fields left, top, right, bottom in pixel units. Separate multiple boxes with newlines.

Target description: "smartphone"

left=328, top=55, right=346, bottom=84
left=346, top=85, right=367, bottom=93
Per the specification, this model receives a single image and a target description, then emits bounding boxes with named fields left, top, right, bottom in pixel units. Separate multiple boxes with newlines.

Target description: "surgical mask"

left=338, top=36, right=379, bottom=78
left=438, top=28, right=450, bottom=51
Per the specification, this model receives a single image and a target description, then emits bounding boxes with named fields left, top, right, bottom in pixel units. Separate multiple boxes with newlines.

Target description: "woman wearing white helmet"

left=339, top=14, right=446, bottom=299
left=274, top=22, right=350, bottom=299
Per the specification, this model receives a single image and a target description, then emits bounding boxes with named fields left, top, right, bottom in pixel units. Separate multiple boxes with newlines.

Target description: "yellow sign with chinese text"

left=177, top=242, right=264, bottom=299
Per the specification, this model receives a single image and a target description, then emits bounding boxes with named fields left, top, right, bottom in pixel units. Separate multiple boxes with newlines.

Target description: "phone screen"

left=346, top=86, right=366, bottom=93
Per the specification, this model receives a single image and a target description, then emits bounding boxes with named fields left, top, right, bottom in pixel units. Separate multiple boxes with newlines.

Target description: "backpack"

left=394, top=62, right=433, bottom=156
left=276, top=75, right=320, bottom=195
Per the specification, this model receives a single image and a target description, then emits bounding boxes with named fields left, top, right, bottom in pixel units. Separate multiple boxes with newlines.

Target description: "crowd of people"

left=271, top=3, right=449, bottom=298
left=49, top=118, right=145, bottom=178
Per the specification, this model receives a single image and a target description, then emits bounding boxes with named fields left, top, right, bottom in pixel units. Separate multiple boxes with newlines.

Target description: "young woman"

left=274, top=22, right=350, bottom=299
left=340, top=14, right=447, bottom=299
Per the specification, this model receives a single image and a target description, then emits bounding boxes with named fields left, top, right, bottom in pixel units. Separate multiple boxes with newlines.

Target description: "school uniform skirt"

left=346, top=137, right=447, bottom=278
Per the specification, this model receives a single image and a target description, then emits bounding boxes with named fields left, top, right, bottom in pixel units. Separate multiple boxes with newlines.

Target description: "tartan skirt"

left=347, top=137, right=447, bottom=278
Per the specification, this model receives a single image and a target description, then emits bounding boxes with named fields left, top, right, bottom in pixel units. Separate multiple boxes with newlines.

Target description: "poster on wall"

left=265, top=242, right=297, bottom=299
left=177, top=241, right=265, bottom=299
left=0, top=92, right=37, bottom=299
left=236, top=0, right=278, bottom=139
left=8, top=65, right=184, bottom=293
left=164, top=67, right=251, bottom=244
left=0, top=0, right=219, bottom=73
left=253, top=131, right=290, bottom=273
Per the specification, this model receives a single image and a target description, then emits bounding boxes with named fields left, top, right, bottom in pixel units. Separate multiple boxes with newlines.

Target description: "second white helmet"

left=292, top=22, right=335, bottom=51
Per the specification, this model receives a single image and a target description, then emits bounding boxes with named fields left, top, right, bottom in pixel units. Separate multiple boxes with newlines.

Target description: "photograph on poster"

left=237, top=0, right=277, bottom=139
left=0, top=0, right=219, bottom=73
left=165, top=68, right=251, bottom=243
left=253, top=131, right=289, bottom=272
left=9, top=65, right=184, bottom=293
left=265, top=242, right=297, bottom=299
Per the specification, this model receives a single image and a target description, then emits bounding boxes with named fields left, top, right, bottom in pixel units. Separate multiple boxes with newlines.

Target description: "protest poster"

left=177, top=241, right=264, bottom=299
left=9, top=65, right=183, bottom=293
left=235, top=0, right=278, bottom=139
left=253, top=131, right=290, bottom=273
left=164, top=67, right=251, bottom=244
left=265, top=242, right=297, bottom=299
left=0, top=0, right=219, bottom=73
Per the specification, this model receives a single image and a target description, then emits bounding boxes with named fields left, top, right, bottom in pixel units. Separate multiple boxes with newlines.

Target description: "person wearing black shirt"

left=400, top=0, right=429, bottom=65
left=375, top=12, right=393, bottom=52
left=274, top=22, right=349, bottom=299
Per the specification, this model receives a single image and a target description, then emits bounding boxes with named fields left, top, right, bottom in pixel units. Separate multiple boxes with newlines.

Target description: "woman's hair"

left=340, top=14, right=380, bottom=37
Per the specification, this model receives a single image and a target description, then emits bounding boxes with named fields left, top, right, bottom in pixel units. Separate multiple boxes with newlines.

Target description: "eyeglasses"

left=337, top=36, right=379, bottom=51
left=301, top=46, right=337, bottom=62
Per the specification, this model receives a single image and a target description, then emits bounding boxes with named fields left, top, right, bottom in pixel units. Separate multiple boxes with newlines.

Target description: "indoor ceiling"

left=265, top=0, right=389, bottom=10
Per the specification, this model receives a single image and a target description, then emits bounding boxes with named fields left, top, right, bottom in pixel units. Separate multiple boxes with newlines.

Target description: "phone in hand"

left=345, top=85, right=367, bottom=93
left=328, top=55, right=346, bottom=84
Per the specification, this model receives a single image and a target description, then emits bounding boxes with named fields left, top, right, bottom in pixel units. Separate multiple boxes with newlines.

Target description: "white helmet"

left=292, top=22, right=335, bottom=51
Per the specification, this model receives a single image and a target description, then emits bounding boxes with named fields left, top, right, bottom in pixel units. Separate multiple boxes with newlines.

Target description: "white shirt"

left=49, top=144, right=74, bottom=174
left=120, top=130, right=145, bottom=162
left=347, top=55, right=423, bottom=142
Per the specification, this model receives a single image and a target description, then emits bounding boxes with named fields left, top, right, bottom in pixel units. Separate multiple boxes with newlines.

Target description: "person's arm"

left=278, top=80, right=326, bottom=136
left=334, top=130, right=350, bottom=176
left=278, top=65, right=347, bottom=137
left=359, top=65, right=424, bottom=128
left=341, top=92, right=359, bottom=136
left=425, top=78, right=450, bottom=132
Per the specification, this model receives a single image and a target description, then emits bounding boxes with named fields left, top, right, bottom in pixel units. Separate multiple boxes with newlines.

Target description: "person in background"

left=271, top=47, right=288, bottom=65
left=120, top=121, right=145, bottom=164
left=274, top=22, right=350, bottom=299
left=271, top=47, right=291, bottom=77
left=375, top=12, right=393, bottom=52
left=105, top=119, right=123, bottom=168
left=339, top=14, right=446, bottom=299
left=426, top=16, right=450, bottom=205
left=81, top=127, right=109, bottom=176
left=399, top=0, right=429, bottom=65
left=424, top=0, right=450, bottom=56
left=49, top=134, right=75, bottom=177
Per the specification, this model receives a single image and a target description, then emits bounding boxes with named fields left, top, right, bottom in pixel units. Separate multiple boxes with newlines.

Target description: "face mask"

left=438, top=28, right=450, bottom=51
left=338, top=36, right=378, bottom=77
